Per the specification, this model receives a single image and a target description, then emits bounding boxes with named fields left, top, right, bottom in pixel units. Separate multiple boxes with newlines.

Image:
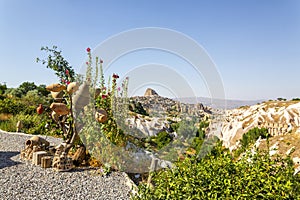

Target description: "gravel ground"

left=0, top=130, right=132, bottom=200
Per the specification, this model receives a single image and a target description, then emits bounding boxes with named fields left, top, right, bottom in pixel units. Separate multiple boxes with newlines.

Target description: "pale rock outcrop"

left=220, top=101, right=300, bottom=149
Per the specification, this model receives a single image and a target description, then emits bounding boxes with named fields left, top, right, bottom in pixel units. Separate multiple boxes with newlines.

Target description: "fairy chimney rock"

left=144, top=88, right=159, bottom=97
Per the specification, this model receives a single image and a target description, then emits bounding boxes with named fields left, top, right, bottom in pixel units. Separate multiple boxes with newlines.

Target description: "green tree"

left=37, top=46, right=76, bottom=83
left=5, top=88, right=23, bottom=98
left=0, top=83, right=7, bottom=95
left=13, top=81, right=37, bottom=97
left=36, top=84, right=50, bottom=96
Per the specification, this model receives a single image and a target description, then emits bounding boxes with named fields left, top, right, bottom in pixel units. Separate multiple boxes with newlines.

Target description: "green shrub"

left=0, top=113, right=60, bottom=135
left=0, top=98, right=27, bottom=115
left=134, top=149, right=300, bottom=199
left=150, top=131, right=172, bottom=150
left=129, top=100, right=149, bottom=116
left=234, top=127, right=268, bottom=157
left=241, top=127, right=268, bottom=148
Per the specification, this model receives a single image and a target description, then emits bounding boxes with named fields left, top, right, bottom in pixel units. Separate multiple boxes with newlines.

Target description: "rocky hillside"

left=131, top=89, right=210, bottom=118
left=221, top=100, right=300, bottom=149
left=126, top=88, right=211, bottom=137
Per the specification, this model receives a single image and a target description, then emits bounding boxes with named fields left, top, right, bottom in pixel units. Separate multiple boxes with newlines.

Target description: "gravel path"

left=0, top=130, right=132, bottom=200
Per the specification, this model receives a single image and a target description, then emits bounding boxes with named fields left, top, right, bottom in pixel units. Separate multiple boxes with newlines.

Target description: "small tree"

left=0, top=83, right=7, bottom=95
left=37, top=46, right=82, bottom=171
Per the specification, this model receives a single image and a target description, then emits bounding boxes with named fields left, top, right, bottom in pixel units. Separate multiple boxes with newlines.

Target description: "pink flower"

left=102, top=94, right=107, bottom=99
left=86, top=62, right=89, bottom=65
left=117, top=87, right=121, bottom=91
left=86, top=47, right=91, bottom=52
left=66, top=81, right=70, bottom=85
left=100, top=59, right=103, bottom=64
left=65, top=69, right=69, bottom=75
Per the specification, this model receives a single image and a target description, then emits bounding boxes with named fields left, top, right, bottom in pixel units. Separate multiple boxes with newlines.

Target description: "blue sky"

left=0, top=0, right=299, bottom=100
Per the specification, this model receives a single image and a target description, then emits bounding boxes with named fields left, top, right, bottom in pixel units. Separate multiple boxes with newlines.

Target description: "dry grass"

left=259, top=133, right=300, bottom=161
left=0, top=113, right=13, bottom=121
left=263, top=100, right=297, bottom=109
left=230, top=128, right=244, bottom=146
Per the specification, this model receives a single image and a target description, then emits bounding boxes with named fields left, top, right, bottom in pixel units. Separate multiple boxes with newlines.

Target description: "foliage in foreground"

left=234, top=127, right=268, bottom=157
left=134, top=145, right=300, bottom=199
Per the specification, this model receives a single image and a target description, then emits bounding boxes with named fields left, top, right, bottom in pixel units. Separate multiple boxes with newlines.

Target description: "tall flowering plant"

left=77, top=48, right=131, bottom=170
left=84, top=48, right=128, bottom=146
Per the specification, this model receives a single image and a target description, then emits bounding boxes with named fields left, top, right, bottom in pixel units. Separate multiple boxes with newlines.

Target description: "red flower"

left=112, top=73, right=119, bottom=79
left=102, top=94, right=107, bottom=99
left=66, top=81, right=70, bottom=85
left=86, top=47, right=91, bottom=52
left=65, top=69, right=69, bottom=75
left=100, top=59, right=103, bottom=64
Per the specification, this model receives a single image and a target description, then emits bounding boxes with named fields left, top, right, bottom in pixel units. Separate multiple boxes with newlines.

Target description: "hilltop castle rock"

left=144, top=88, right=159, bottom=97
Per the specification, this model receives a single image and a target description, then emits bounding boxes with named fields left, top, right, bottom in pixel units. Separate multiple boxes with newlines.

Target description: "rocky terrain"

left=127, top=88, right=211, bottom=137
left=219, top=100, right=300, bottom=173
left=221, top=100, right=300, bottom=149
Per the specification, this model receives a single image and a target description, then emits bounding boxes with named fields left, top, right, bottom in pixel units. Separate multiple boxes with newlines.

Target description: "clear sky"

left=0, top=0, right=299, bottom=100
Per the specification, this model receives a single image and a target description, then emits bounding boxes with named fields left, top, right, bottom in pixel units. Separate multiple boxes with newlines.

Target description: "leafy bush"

left=0, top=84, right=7, bottom=95
left=149, top=131, right=172, bottom=150
left=241, top=127, right=268, bottom=148
left=0, top=113, right=44, bottom=134
left=0, top=98, right=27, bottom=115
left=292, top=98, right=300, bottom=101
left=134, top=148, right=300, bottom=199
left=129, top=100, right=149, bottom=116
left=234, top=127, right=268, bottom=157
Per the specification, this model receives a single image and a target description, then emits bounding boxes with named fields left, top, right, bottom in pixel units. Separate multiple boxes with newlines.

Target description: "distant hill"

left=174, top=97, right=263, bottom=109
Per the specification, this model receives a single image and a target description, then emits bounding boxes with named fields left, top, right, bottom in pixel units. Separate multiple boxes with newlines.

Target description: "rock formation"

left=144, top=88, right=158, bottom=96
left=221, top=101, right=300, bottom=149
left=127, top=89, right=210, bottom=137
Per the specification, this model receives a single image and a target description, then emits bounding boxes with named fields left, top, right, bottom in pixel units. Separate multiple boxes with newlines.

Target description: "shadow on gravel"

left=0, top=151, right=21, bottom=169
